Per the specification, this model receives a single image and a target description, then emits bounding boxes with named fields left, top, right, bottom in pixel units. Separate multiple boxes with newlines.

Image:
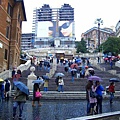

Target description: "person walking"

left=32, top=83, right=41, bottom=106
left=55, top=76, right=59, bottom=91
left=58, top=77, right=64, bottom=92
left=85, top=80, right=93, bottom=115
left=95, top=81, right=104, bottom=114
left=43, top=80, right=49, bottom=92
left=13, top=88, right=28, bottom=119
left=4, top=79, right=10, bottom=100
left=17, top=69, right=22, bottom=78
left=0, top=83, right=5, bottom=101
left=71, top=70, right=76, bottom=82
left=110, top=60, right=113, bottom=69
left=109, top=82, right=115, bottom=104
left=12, top=74, right=18, bottom=90
left=39, top=61, right=42, bottom=71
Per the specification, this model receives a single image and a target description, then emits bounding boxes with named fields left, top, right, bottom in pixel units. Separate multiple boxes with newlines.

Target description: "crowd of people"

left=0, top=56, right=117, bottom=119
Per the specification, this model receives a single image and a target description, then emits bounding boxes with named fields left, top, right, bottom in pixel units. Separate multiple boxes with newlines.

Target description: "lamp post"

left=95, top=18, right=103, bottom=52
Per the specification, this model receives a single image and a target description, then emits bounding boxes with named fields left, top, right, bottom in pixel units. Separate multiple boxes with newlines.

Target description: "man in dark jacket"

left=5, top=79, right=10, bottom=100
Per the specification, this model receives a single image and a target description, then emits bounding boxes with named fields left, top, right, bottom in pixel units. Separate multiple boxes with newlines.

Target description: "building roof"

left=84, top=27, right=114, bottom=35
left=15, top=0, right=27, bottom=21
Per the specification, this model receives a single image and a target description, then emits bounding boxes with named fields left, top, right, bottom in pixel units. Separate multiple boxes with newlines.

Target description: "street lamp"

left=95, top=18, right=103, bottom=52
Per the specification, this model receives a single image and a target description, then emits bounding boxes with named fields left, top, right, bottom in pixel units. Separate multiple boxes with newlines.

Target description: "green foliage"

left=100, top=37, right=120, bottom=55
left=75, top=38, right=88, bottom=53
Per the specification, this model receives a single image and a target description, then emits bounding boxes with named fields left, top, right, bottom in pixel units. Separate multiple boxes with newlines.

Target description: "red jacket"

left=109, top=85, right=115, bottom=93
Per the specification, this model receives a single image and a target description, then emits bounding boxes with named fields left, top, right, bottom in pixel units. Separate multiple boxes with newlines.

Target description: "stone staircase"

left=10, top=62, right=120, bottom=100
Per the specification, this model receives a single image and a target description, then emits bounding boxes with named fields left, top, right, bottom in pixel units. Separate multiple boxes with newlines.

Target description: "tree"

left=75, top=38, right=87, bottom=53
left=100, top=37, right=120, bottom=55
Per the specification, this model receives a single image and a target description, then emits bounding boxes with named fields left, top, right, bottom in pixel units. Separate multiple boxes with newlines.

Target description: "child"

left=44, top=80, right=49, bottom=92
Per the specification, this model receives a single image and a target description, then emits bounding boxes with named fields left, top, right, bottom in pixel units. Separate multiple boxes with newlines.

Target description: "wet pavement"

left=1, top=98, right=120, bottom=120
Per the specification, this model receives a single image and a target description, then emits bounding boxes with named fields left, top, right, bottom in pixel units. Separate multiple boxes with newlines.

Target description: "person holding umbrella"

left=32, top=83, right=41, bottom=106
left=88, top=76, right=104, bottom=114
left=95, top=81, right=104, bottom=114
left=42, top=75, right=50, bottom=92
left=58, top=77, right=64, bottom=92
left=13, top=81, right=29, bottom=119
left=55, top=76, right=59, bottom=91
left=71, top=69, right=76, bottom=82
left=108, top=82, right=115, bottom=104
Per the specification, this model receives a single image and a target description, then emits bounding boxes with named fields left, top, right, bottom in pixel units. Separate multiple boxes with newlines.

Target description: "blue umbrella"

left=42, top=75, right=50, bottom=80
left=32, top=79, right=44, bottom=84
left=76, top=59, right=81, bottom=63
left=55, top=73, right=64, bottom=77
left=14, top=81, right=29, bottom=95
left=109, top=78, right=120, bottom=82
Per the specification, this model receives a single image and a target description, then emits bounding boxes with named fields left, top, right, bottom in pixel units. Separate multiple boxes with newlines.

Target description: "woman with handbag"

left=89, top=84, right=97, bottom=115
left=32, top=83, right=42, bottom=106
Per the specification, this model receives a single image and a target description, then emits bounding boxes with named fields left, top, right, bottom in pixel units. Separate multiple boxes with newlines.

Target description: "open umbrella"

left=88, top=68, right=94, bottom=71
left=55, top=73, right=64, bottom=77
left=42, top=75, right=50, bottom=80
left=32, top=79, right=44, bottom=84
left=70, top=63, right=78, bottom=69
left=71, top=69, right=77, bottom=71
left=109, top=78, right=120, bottom=82
left=88, top=76, right=102, bottom=81
left=14, top=81, right=29, bottom=95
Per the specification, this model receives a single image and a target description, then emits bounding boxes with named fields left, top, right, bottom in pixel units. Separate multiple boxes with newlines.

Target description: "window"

left=6, top=26, right=9, bottom=38
left=7, top=3, right=13, bottom=17
left=4, top=49, right=8, bottom=60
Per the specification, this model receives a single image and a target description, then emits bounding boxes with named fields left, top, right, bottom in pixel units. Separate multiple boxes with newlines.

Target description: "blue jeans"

left=39, top=67, right=42, bottom=71
left=0, top=90, right=4, bottom=100
left=44, top=66, right=47, bottom=71
left=71, top=76, right=74, bottom=82
left=44, top=87, right=48, bottom=92
left=58, top=85, right=64, bottom=92
left=47, top=67, right=50, bottom=73
left=110, top=92, right=114, bottom=102
left=96, top=96, right=103, bottom=114
left=87, top=100, right=90, bottom=114
left=13, top=101, right=25, bottom=117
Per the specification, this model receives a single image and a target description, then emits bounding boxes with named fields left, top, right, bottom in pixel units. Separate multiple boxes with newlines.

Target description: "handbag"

left=35, top=91, right=42, bottom=98
left=90, top=89, right=98, bottom=98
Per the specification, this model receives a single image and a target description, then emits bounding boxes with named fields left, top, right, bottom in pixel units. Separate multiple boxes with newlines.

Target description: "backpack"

left=90, top=89, right=98, bottom=98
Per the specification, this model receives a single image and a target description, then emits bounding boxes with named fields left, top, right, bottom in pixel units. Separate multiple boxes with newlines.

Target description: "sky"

left=22, top=0, right=120, bottom=40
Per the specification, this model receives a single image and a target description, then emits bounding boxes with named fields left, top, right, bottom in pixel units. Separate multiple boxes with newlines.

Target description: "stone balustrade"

left=17, top=60, right=31, bottom=72
left=0, top=60, right=31, bottom=80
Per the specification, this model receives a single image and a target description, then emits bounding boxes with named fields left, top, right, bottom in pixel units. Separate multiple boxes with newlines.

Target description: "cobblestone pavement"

left=0, top=99, right=120, bottom=120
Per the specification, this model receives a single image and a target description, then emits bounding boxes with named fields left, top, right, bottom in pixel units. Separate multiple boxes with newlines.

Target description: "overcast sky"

left=22, top=0, right=120, bottom=40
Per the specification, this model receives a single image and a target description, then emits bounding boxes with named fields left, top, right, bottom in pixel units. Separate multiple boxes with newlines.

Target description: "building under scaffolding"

left=32, top=3, right=75, bottom=48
